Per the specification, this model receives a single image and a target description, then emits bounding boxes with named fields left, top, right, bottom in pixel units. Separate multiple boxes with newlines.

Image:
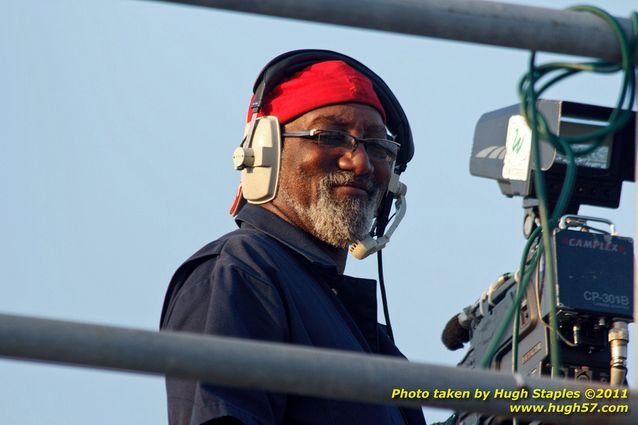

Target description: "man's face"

left=271, top=103, right=392, bottom=247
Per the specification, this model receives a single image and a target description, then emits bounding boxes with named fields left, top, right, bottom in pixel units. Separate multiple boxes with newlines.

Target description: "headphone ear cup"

left=235, top=116, right=282, bottom=204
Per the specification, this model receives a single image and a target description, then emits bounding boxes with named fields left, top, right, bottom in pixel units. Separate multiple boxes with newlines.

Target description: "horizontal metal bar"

left=146, top=0, right=637, bottom=63
left=0, top=313, right=635, bottom=424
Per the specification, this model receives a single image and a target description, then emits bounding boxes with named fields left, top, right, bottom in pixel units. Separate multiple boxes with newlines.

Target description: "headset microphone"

left=349, top=173, right=407, bottom=259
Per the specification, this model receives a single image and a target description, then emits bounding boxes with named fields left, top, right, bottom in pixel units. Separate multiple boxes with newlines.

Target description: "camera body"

left=454, top=222, right=633, bottom=425
left=449, top=101, right=636, bottom=425
left=459, top=224, right=633, bottom=371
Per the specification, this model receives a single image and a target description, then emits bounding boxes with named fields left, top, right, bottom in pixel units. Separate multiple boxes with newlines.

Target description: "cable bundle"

left=479, top=7, right=638, bottom=379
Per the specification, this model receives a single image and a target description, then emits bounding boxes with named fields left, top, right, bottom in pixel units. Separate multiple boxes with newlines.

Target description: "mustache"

left=323, top=172, right=377, bottom=194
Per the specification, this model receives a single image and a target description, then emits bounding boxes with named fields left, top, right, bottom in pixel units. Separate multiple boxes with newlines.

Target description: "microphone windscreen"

left=441, top=315, right=470, bottom=351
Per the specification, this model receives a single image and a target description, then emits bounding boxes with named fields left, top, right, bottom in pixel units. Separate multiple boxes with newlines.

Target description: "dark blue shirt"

left=161, top=204, right=426, bottom=425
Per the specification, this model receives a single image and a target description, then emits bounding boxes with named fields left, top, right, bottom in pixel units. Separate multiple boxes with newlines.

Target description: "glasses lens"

left=365, top=139, right=398, bottom=162
left=316, top=131, right=353, bottom=149
left=314, top=131, right=398, bottom=162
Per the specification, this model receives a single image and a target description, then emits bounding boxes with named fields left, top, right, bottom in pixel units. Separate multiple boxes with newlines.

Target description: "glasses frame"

left=282, top=129, right=400, bottom=163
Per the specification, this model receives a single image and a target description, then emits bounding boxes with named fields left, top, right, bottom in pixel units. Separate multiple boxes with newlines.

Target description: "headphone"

left=231, top=49, right=413, bottom=259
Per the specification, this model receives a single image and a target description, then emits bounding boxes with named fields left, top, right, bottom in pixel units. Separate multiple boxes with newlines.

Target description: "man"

left=160, top=50, right=425, bottom=425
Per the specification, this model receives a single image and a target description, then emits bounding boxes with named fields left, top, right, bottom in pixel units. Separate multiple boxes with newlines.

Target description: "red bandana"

left=247, top=60, right=386, bottom=124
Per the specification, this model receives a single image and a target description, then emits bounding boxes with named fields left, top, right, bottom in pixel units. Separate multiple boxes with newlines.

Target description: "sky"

left=1, top=0, right=637, bottom=423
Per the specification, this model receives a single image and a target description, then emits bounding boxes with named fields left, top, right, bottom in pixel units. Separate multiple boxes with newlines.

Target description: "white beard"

left=283, top=171, right=382, bottom=248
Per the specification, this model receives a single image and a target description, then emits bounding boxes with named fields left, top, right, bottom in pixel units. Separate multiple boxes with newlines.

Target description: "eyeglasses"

left=282, top=129, right=400, bottom=163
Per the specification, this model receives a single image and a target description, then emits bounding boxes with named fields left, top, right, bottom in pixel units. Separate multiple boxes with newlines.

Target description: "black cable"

left=374, top=190, right=396, bottom=343
left=377, top=249, right=395, bottom=342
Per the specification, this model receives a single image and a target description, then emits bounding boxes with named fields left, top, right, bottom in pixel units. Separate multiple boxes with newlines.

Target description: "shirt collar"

left=235, top=204, right=339, bottom=272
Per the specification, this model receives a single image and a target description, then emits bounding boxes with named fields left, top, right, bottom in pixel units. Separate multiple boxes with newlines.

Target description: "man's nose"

left=338, top=142, right=374, bottom=176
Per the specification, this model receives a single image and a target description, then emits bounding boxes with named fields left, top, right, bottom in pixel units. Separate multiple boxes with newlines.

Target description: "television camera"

left=442, top=100, right=636, bottom=425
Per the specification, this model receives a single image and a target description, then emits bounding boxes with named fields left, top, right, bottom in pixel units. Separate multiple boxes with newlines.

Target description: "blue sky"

left=1, top=1, right=636, bottom=423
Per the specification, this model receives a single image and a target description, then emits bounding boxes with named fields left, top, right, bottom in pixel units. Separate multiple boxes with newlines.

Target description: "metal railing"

left=150, top=0, right=638, bottom=62
left=0, top=313, right=635, bottom=425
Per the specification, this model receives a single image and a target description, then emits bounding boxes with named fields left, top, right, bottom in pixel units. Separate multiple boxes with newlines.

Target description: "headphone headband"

left=251, top=49, right=414, bottom=171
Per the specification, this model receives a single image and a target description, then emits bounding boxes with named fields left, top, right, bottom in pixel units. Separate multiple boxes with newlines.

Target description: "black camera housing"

left=470, top=100, right=635, bottom=213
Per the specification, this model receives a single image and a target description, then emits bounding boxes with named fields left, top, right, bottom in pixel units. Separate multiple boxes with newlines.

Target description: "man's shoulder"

left=172, top=225, right=305, bottom=295
left=187, top=226, right=292, bottom=268
left=160, top=226, right=294, bottom=329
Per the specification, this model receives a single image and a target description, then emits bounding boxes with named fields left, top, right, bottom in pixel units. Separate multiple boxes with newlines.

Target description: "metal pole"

left=147, top=0, right=637, bottom=63
left=0, top=313, right=634, bottom=424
